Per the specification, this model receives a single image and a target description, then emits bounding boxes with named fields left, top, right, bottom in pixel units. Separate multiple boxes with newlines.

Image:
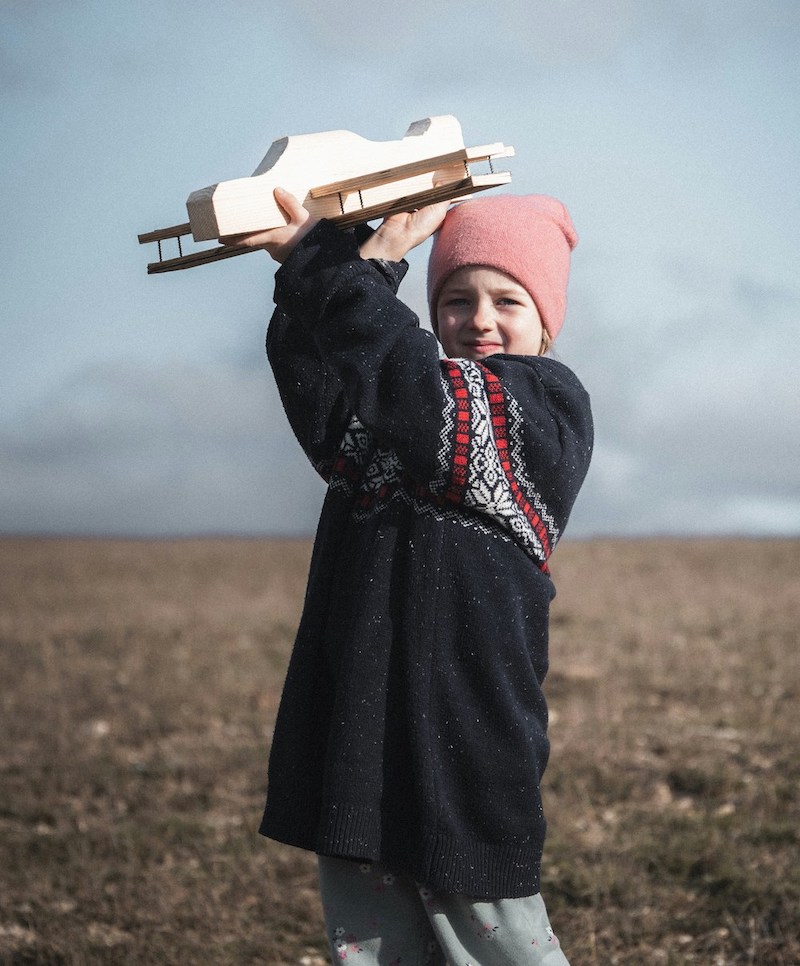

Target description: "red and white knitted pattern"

left=328, top=360, right=558, bottom=571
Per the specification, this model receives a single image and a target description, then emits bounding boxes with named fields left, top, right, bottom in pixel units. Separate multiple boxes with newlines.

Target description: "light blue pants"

left=318, top=856, right=571, bottom=966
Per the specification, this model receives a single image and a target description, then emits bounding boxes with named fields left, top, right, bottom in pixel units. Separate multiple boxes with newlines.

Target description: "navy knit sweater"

left=259, top=220, right=593, bottom=899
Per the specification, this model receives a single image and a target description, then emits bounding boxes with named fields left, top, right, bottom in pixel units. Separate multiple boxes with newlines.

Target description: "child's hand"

left=360, top=201, right=451, bottom=263
left=220, top=187, right=318, bottom=263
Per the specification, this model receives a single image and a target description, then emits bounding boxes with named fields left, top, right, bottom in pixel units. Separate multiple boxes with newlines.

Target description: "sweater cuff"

left=274, top=220, right=407, bottom=322
left=365, top=257, right=409, bottom=292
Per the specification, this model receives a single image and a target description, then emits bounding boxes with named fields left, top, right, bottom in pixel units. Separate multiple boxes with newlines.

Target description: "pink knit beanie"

left=427, top=194, right=578, bottom=340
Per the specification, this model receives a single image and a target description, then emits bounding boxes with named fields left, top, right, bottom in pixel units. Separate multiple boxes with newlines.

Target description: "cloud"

left=0, top=360, right=325, bottom=536
left=563, top=252, right=800, bottom=536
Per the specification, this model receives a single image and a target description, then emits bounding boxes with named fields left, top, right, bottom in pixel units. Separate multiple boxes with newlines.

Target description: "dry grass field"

left=1, top=536, right=798, bottom=965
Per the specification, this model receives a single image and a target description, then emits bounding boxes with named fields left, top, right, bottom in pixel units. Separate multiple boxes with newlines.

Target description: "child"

left=226, top=187, right=593, bottom=964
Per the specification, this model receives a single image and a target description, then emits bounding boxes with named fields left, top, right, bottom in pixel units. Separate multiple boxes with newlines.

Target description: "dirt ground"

left=1, top=536, right=798, bottom=965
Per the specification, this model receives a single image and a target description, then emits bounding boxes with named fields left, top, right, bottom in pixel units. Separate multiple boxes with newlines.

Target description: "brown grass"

left=0, top=536, right=798, bottom=965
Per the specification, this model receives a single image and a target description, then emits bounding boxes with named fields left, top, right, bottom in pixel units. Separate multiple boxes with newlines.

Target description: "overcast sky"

left=2, top=0, right=798, bottom=540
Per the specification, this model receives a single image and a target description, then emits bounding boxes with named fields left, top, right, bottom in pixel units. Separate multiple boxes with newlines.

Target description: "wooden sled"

left=138, top=116, right=514, bottom=274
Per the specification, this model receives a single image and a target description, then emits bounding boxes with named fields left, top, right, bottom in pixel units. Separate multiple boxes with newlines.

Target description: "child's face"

left=436, top=266, right=544, bottom=360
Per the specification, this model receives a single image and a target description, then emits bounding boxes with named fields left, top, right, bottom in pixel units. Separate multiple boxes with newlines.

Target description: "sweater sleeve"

left=266, top=306, right=350, bottom=480
left=273, top=219, right=447, bottom=482
left=265, top=225, right=411, bottom=480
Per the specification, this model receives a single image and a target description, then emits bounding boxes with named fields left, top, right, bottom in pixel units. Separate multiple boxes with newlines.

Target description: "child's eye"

left=443, top=297, right=470, bottom=306
left=498, top=297, right=521, bottom=306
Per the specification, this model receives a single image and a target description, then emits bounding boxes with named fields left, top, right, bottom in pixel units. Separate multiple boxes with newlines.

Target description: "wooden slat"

left=310, top=143, right=512, bottom=198
left=330, top=173, right=511, bottom=228
left=138, top=222, right=192, bottom=244
left=146, top=244, right=250, bottom=275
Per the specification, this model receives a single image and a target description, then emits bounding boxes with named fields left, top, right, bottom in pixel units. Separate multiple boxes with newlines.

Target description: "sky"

left=2, top=0, right=799, bottom=540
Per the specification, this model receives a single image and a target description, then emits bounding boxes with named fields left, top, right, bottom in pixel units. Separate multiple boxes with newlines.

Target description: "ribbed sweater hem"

left=259, top=801, right=544, bottom=900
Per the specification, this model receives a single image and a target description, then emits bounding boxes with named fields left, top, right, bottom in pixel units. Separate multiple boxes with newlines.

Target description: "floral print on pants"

left=318, top=856, right=570, bottom=965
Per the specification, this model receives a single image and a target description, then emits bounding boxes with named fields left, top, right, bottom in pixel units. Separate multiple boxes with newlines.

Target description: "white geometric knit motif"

left=447, top=361, right=551, bottom=562
left=328, top=362, right=555, bottom=566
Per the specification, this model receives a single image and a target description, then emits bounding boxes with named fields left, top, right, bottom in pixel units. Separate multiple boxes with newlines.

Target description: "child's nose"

left=470, top=301, right=494, bottom=328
